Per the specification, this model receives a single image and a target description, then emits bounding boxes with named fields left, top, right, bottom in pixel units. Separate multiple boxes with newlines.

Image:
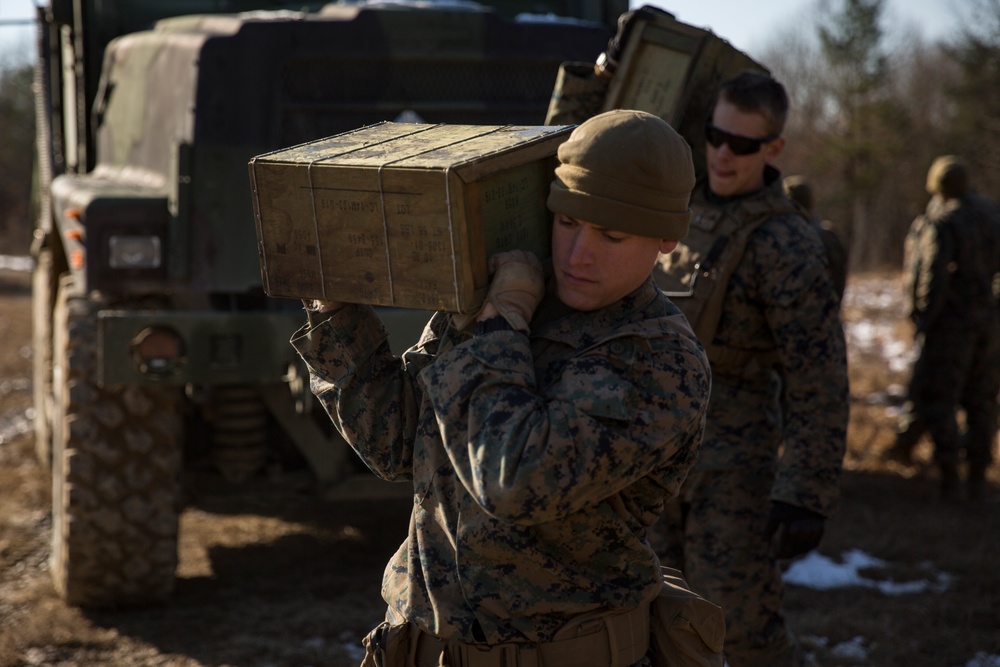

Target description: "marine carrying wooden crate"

left=249, top=122, right=573, bottom=313
left=600, top=11, right=768, bottom=178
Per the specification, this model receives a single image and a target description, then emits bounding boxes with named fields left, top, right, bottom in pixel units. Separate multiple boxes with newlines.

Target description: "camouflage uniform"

left=812, top=219, right=847, bottom=304
left=783, top=176, right=848, bottom=304
left=291, top=276, right=711, bottom=655
left=545, top=62, right=610, bottom=127
left=896, top=191, right=1000, bottom=486
left=546, top=63, right=849, bottom=667
left=656, top=176, right=849, bottom=667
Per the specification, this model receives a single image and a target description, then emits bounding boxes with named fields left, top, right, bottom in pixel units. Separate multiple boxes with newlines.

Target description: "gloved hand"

left=765, top=501, right=826, bottom=560
left=302, top=298, right=345, bottom=313
left=479, top=250, right=545, bottom=333
left=598, top=5, right=674, bottom=76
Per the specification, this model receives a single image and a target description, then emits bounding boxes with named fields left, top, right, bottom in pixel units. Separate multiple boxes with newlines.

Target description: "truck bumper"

left=98, top=310, right=304, bottom=386
left=97, top=307, right=430, bottom=386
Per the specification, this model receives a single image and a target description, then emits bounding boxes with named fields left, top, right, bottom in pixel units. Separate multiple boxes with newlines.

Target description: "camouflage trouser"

left=902, top=321, right=1000, bottom=468
left=650, top=469, right=804, bottom=667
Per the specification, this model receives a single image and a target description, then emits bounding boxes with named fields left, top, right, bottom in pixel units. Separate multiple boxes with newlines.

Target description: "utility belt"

left=363, top=603, right=650, bottom=667
left=361, top=568, right=725, bottom=667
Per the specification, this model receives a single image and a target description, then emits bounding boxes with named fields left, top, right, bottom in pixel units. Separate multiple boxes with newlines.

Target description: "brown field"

left=0, top=265, right=997, bottom=667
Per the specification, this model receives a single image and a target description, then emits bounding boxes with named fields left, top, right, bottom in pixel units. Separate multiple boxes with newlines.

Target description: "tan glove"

left=480, top=250, right=544, bottom=333
left=302, top=299, right=347, bottom=327
left=302, top=299, right=345, bottom=312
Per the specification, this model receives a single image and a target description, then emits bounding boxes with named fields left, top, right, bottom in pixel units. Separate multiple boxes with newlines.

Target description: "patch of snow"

left=0, top=255, right=32, bottom=272
left=960, top=653, right=1000, bottom=667
left=784, top=549, right=951, bottom=595
left=830, top=635, right=868, bottom=661
left=339, top=630, right=366, bottom=663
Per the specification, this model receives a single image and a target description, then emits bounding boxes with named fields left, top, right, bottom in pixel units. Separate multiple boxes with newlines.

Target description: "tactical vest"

left=654, top=187, right=803, bottom=373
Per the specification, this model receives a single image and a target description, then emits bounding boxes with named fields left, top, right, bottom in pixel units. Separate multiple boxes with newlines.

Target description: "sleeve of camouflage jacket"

left=915, top=215, right=956, bottom=330
left=544, top=62, right=610, bottom=126
left=903, top=214, right=926, bottom=326
left=755, top=222, right=850, bottom=517
left=289, top=304, right=444, bottom=481
left=416, top=326, right=710, bottom=525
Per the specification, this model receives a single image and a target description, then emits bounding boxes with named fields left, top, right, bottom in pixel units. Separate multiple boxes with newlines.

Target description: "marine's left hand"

left=599, top=5, right=673, bottom=76
left=302, top=299, right=345, bottom=313
left=765, top=501, right=826, bottom=560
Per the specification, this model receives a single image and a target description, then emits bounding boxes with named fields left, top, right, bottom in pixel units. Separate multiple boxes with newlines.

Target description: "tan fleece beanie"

left=547, top=109, right=695, bottom=239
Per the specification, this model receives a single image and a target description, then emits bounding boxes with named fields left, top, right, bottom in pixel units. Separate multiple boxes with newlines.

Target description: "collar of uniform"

left=531, top=276, right=661, bottom=348
left=701, top=164, right=783, bottom=207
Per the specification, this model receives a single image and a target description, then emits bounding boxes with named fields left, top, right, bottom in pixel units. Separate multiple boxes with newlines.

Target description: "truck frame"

left=30, top=0, right=622, bottom=607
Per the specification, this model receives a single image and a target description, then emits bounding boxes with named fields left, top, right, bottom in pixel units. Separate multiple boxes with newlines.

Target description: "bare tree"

left=761, top=24, right=852, bottom=247
left=0, top=58, right=35, bottom=253
left=763, top=0, right=955, bottom=271
left=943, top=0, right=1000, bottom=199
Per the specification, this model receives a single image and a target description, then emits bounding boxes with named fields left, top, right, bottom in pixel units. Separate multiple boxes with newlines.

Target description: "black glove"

left=765, top=501, right=826, bottom=560
left=598, top=5, right=674, bottom=75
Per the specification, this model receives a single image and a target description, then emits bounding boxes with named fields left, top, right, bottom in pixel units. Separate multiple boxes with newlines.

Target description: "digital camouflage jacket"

left=291, top=277, right=711, bottom=645
left=545, top=58, right=849, bottom=518
left=665, top=175, right=849, bottom=517
left=905, top=192, right=1000, bottom=333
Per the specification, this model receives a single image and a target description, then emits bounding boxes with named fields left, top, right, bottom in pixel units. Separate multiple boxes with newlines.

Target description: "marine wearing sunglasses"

left=705, top=123, right=780, bottom=156
left=704, top=97, right=785, bottom=198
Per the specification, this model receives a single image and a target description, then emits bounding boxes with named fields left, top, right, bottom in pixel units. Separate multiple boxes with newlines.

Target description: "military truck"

left=31, top=0, right=768, bottom=610
left=30, top=0, right=626, bottom=608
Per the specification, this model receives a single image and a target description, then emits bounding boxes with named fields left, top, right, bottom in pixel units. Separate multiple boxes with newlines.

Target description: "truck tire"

left=50, top=277, right=184, bottom=607
left=32, top=248, right=54, bottom=466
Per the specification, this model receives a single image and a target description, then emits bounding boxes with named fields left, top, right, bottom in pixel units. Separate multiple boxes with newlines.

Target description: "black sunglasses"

left=704, top=123, right=780, bottom=156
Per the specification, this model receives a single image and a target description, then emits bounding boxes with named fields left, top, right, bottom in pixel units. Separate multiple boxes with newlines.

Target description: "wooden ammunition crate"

left=600, top=12, right=768, bottom=178
left=249, top=122, right=572, bottom=313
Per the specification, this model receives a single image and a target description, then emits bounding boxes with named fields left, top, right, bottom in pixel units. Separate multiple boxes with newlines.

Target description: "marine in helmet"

left=884, top=156, right=1000, bottom=502
left=783, top=175, right=849, bottom=304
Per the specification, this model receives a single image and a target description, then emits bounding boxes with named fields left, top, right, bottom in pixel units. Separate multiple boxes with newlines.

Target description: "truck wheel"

left=50, top=278, right=184, bottom=607
left=32, top=248, right=54, bottom=466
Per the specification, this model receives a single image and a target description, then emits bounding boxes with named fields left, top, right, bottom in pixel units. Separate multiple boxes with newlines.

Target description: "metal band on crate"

left=306, top=159, right=328, bottom=300
left=376, top=163, right=396, bottom=305
left=443, top=165, right=461, bottom=308
left=404, top=126, right=561, bottom=311
left=248, top=157, right=271, bottom=294
left=299, top=123, right=441, bottom=304
left=370, top=125, right=521, bottom=310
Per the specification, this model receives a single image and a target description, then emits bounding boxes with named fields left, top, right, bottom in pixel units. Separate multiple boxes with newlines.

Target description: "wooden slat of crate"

left=248, top=123, right=422, bottom=302
left=600, top=13, right=768, bottom=178
left=307, top=124, right=498, bottom=310
left=602, top=20, right=704, bottom=127
left=250, top=122, right=571, bottom=312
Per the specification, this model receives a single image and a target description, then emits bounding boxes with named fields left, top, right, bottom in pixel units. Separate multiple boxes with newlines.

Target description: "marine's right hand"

left=482, top=250, right=545, bottom=333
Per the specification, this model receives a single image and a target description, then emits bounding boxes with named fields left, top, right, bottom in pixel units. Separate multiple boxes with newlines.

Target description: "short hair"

left=716, top=70, right=789, bottom=136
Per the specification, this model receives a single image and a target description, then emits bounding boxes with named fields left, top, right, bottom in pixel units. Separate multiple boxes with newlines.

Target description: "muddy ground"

left=1, top=264, right=998, bottom=667
left=0, top=266, right=412, bottom=666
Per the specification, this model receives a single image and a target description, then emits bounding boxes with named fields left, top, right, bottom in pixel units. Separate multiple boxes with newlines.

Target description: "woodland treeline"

left=0, top=54, right=32, bottom=254
left=1, top=0, right=999, bottom=271
left=761, top=0, right=1000, bottom=271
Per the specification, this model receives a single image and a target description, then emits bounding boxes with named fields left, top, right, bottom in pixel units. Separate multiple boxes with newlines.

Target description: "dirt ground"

left=0, top=266, right=412, bottom=667
left=0, top=265, right=998, bottom=667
